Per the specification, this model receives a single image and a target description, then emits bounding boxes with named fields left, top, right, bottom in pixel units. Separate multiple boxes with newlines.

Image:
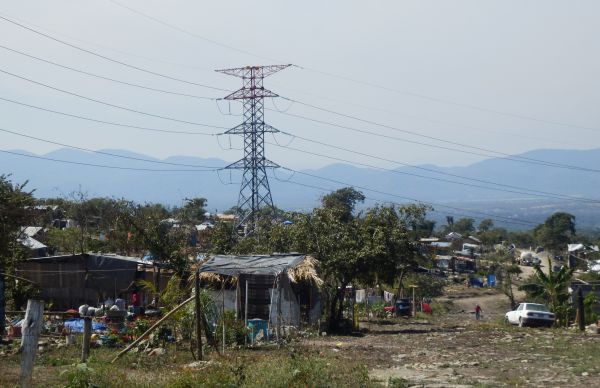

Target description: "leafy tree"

left=321, top=187, right=365, bottom=222
left=122, top=204, right=189, bottom=277
left=46, top=227, right=80, bottom=255
left=0, top=175, right=35, bottom=329
left=453, top=217, right=475, bottom=235
left=519, top=258, right=574, bottom=326
left=477, top=227, right=508, bottom=247
left=507, top=230, right=535, bottom=248
left=478, top=219, right=494, bottom=232
left=175, top=197, right=207, bottom=224
left=534, top=212, right=576, bottom=254
left=485, top=249, right=521, bottom=309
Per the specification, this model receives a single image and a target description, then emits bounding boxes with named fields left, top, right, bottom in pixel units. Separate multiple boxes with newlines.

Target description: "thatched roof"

left=287, top=255, right=323, bottom=287
left=196, top=254, right=323, bottom=287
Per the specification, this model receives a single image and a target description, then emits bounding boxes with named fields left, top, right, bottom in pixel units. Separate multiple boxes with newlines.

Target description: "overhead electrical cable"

left=0, top=96, right=215, bottom=136
left=102, top=1, right=599, bottom=133
left=273, top=169, right=538, bottom=227
left=0, top=14, right=230, bottom=92
left=0, top=127, right=224, bottom=169
left=107, top=0, right=284, bottom=64
left=272, top=100, right=600, bottom=174
left=271, top=130, right=599, bottom=203
left=0, top=44, right=218, bottom=100
left=269, top=87, right=584, bottom=146
left=294, top=65, right=600, bottom=133
left=274, top=178, right=534, bottom=228
left=0, top=68, right=229, bottom=130
left=266, top=140, right=599, bottom=204
left=0, top=12, right=212, bottom=71
left=0, top=149, right=217, bottom=172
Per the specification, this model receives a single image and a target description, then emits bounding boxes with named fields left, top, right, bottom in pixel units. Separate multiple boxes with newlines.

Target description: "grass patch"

left=0, top=342, right=379, bottom=387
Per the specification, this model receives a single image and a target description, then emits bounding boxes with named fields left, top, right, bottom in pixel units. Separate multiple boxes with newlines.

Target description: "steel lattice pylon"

left=216, top=65, right=291, bottom=232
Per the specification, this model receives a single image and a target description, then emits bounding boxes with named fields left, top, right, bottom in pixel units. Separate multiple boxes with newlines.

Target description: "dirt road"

left=307, top=286, right=600, bottom=387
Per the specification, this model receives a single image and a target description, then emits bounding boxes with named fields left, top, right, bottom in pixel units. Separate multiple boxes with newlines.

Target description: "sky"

left=1, top=0, right=599, bottom=171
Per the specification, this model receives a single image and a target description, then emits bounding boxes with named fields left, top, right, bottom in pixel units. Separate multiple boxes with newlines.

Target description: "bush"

left=215, top=310, right=249, bottom=346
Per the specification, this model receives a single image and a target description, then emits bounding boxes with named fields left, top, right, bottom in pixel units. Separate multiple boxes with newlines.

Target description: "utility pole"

left=216, top=65, right=290, bottom=234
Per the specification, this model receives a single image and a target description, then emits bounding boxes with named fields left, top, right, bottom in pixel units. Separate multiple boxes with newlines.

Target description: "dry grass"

left=287, top=255, right=323, bottom=287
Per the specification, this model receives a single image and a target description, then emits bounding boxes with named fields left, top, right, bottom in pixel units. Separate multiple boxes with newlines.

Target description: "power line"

left=0, top=67, right=229, bottom=130
left=266, top=139, right=600, bottom=204
left=0, top=149, right=218, bottom=172
left=101, top=1, right=599, bottom=134
left=271, top=131, right=600, bottom=203
left=0, top=44, right=219, bottom=100
left=107, top=0, right=285, bottom=65
left=272, top=171, right=537, bottom=227
left=3, top=9, right=591, bottom=173
left=277, top=168, right=538, bottom=227
left=268, top=86, right=586, bottom=147
left=0, top=96, right=215, bottom=136
left=295, top=65, right=600, bottom=134
left=272, top=99, right=600, bottom=174
left=0, top=13, right=229, bottom=92
left=0, top=12, right=213, bottom=71
left=0, top=127, right=224, bottom=169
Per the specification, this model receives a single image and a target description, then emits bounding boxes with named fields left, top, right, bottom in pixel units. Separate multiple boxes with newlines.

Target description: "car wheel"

left=518, top=317, right=524, bottom=328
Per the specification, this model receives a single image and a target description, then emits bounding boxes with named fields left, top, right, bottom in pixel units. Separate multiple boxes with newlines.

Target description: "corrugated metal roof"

left=18, top=236, right=47, bottom=250
left=21, top=226, right=43, bottom=237
left=199, top=254, right=305, bottom=276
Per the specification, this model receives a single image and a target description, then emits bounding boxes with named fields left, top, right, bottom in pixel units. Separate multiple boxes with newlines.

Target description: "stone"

left=585, top=324, right=600, bottom=334
left=148, top=347, right=166, bottom=356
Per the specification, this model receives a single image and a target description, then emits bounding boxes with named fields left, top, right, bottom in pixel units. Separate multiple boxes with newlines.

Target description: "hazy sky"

left=1, top=0, right=599, bottom=170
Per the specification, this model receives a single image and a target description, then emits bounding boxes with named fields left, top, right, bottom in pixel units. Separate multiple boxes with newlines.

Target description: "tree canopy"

left=534, top=212, right=576, bottom=253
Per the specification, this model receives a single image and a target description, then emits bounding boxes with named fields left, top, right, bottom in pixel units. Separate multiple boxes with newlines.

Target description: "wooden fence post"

left=19, top=299, right=44, bottom=388
left=81, top=317, right=92, bottom=362
left=195, top=271, right=202, bottom=360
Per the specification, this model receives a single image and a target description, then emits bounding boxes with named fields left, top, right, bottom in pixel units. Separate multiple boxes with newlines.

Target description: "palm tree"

left=519, top=258, right=574, bottom=326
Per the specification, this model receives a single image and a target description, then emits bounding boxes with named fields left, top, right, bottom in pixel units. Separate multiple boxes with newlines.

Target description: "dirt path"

left=303, top=286, right=600, bottom=387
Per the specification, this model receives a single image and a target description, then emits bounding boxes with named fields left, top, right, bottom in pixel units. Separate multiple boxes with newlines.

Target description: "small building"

left=567, top=244, right=600, bottom=269
left=16, top=253, right=161, bottom=309
left=198, top=254, right=322, bottom=328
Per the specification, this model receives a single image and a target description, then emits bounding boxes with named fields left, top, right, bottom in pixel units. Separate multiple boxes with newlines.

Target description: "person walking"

left=475, top=304, right=483, bottom=320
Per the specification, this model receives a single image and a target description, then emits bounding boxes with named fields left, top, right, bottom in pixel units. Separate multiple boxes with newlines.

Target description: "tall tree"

left=534, top=212, right=576, bottom=254
left=0, top=175, right=35, bottom=332
left=453, top=217, right=475, bottom=235
left=478, top=219, right=494, bottom=233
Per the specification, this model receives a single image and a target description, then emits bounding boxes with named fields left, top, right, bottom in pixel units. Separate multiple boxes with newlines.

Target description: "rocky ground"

left=1, top=284, right=599, bottom=387
left=307, top=285, right=600, bottom=387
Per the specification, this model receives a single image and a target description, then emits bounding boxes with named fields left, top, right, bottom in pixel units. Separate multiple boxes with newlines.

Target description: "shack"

left=15, top=253, right=159, bottom=309
left=198, top=254, right=322, bottom=328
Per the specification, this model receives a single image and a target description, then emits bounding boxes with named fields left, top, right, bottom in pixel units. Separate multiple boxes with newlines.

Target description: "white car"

left=505, top=303, right=555, bottom=327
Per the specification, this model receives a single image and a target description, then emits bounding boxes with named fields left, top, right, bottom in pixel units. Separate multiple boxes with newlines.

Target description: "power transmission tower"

left=216, top=64, right=291, bottom=233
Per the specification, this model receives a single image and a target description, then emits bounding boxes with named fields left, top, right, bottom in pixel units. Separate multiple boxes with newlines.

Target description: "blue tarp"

left=64, top=318, right=107, bottom=333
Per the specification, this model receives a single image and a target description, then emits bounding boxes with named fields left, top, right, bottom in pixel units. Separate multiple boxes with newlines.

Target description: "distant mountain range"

left=2, top=147, right=600, bottom=229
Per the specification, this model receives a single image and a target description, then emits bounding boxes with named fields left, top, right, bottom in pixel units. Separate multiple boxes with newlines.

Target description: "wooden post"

left=0, top=278, right=5, bottom=338
left=577, top=287, right=585, bottom=331
left=19, top=299, right=44, bottom=388
left=244, top=280, right=248, bottom=346
left=221, top=281, right=225, bottom=354
left=81, top=317, right=92, bottom=362
left=195, top=271, right=202, bottom=360
left=277, top=275, right=282, bottom=340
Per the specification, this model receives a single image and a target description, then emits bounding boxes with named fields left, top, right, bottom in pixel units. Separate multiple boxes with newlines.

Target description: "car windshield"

left=526, top=304, right=549, bottom=312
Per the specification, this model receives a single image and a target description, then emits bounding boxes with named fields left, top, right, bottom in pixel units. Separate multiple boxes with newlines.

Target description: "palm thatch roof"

left=196, top=254, right=322, bottom=287
left=287, top=255, right=323, bottom=287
